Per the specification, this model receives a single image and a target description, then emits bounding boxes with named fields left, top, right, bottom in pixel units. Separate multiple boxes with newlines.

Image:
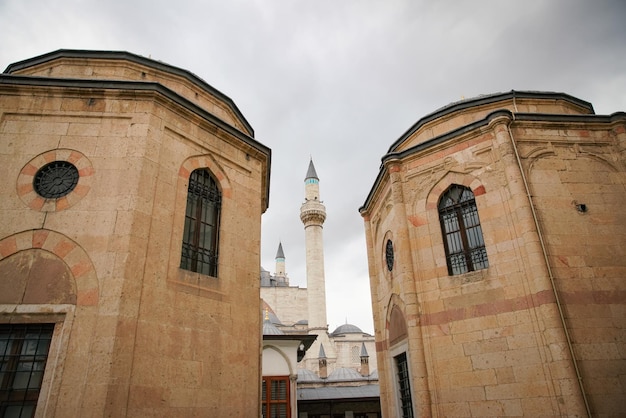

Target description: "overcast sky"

left=1, top=0, right=624, bottom=334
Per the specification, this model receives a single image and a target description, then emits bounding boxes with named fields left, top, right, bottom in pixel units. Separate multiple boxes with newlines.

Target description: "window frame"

left=261, top=375, right=290, bottom=418
left=0, top=323, right=55, bottom=418
left=438, top=184, right=488, bottom=276
left=393, top=351, right=414, bottom=418
left=180, top=168, right=221, bottom=277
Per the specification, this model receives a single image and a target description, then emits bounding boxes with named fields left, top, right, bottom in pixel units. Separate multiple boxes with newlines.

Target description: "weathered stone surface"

left=0, top=50, right=270, bottom=417
left=361, top=92, right=626, bottom=417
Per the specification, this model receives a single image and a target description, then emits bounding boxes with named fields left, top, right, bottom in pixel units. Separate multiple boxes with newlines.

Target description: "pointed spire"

left=360, top=342, right=369, bottom=358
left=305, top=159, right=319, bottom=181
left=359, top=342, right=370, bottom=377
left=318, top=343, right=327, bottom=359
left=275, top=241, right=285, bottom=259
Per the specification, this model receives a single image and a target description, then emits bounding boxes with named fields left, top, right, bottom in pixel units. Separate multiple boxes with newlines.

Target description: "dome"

left=327, top=367, right=363, bottom=381
left=297, top=369, right=320, bottom=382
left=331, top=323, right=363, bottom=336
left=295, top=319, right=308, bottom=325
left=262, top=319, right=284, bottom=335
left=267, top=311, right=282, bottom=325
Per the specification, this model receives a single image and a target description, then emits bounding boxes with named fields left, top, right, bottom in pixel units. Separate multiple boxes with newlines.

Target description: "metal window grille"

left=395, top=352, right=414, bottom=418
left=261, top=376, right=289, bottom=418
left=438, top=185, right=489, bottom=275
left=1, top=323, right=54, bottom=418
left=180, top=169, right=221, bottom=276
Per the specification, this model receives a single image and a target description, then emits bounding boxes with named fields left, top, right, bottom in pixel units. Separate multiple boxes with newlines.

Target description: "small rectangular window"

left=261, top=376, right=290, bottom=418
left=395, top=352, right=414, bottom=418
left=1, top=323, right=54, bottom=418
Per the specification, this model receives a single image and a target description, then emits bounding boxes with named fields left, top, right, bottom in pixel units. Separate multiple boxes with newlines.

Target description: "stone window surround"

left=168, top=155, right=231, bottom=299
left=0, top=304, right=75, bottom=418
left=17, top=149, right=94, bottom=212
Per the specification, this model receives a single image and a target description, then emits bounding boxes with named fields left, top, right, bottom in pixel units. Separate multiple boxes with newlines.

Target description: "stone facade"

left=0, top=50, right=270, bottom=417
left=360, top=92, right=626, bottom=417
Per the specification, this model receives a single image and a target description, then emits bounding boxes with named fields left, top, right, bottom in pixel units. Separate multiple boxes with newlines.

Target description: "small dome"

left=331, top=323, right=363, bottom=336
left=267, top=311, right=282, bottom=325
left=295, top=319, right=308, bottom=325
left=327, top=367, right=363, bottom=381
left=297, top=369, right=320, bottom=382
left=263, top=319, right=284, bottom=335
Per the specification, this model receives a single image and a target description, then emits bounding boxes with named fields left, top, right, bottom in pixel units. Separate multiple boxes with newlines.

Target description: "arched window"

left=438, top=184, right=488, bottom=275
left=180, top=169, right=221, bottom=276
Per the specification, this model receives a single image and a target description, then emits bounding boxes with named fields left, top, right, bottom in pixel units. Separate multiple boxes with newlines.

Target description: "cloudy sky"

left=1, top=0, right=624, bottom=334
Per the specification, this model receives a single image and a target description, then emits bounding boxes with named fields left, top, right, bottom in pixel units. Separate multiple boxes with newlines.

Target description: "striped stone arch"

left=177, top=154, right=232, bottom=199
left=385, top=293, right=408, bottom=347
left=168, top=154, right=232, bottom=284
left=0, top=229, right=99, bottom=306
left=425, top=171, right=486, bottom=211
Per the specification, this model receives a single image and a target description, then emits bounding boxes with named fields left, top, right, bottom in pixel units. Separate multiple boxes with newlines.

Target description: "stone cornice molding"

left=0, top=74, right=272, bottom=211
left=3, top=49, right=254, bottom=136
left=360, top=109, right=626, bottom=215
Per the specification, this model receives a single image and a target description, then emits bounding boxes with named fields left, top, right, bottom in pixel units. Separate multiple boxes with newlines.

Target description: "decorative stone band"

left=300, top=210, right=326, bottom=226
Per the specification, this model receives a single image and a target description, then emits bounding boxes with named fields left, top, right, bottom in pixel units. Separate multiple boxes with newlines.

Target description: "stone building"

left=261, top=160, right=380, bottom=417
left=359, top=91, right=626, bottom=417
left=0, top=50, right=270, bottom=417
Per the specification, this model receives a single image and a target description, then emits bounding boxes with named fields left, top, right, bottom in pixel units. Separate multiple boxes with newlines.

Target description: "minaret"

left=275, top=242, right=287, bottom=285
left=318, top=344, right=328, bottom=379
left=300, top=159, right=328, bottom=332
left=359, top=342, right=370, bottom=377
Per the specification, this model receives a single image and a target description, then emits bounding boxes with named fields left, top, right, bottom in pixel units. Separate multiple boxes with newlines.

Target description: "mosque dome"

left=327, top=367, right=363, bottom=381
left=262, top=319, right=284, bottom=335
left=297, top=368, right=320, bottom=382
left=331, top=323, right=363, bottom=336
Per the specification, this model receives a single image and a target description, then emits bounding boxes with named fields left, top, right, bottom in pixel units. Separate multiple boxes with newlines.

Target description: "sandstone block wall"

left=361, top=93, right=625, bottom=417
left=0, top=51, right=270, bottom=417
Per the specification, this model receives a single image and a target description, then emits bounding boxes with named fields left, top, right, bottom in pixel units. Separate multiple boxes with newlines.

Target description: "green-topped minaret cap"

left=275, top=242, right=285, bottom=259
left=305, top=159, right=319, bottom=181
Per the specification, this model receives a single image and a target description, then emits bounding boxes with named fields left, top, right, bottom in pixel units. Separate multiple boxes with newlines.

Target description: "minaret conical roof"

left=305, top=159, right=318, bottom=180
left=275, top=242, right=285, bottom=259
left=360, top=342, right=369, bottom=357
left=318, top=343, right=326, bottom=358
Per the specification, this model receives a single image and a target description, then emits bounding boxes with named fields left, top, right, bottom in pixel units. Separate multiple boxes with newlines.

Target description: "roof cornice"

left=387, top=90, right=595, bottom=153
left=3, top=49, right=255, bottom=137
left=0, top=73, right=272, bottom=211
left=359, top=109, right=626, bottom=214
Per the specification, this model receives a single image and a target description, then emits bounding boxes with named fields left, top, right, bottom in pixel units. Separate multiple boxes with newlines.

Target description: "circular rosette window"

left=17, top=149, right=94, bottom=212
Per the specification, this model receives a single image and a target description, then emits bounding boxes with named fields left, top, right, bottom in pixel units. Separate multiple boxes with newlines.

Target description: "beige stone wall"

left=518, top=121, right=626, bottom=416
left=261, top=286, right=308, bottom=325
left=393, top=93, right=593, bottom=153
left=9, top=54, right=251, bottom=136
left=362, top=95, right=625, bottom=417
left=0, top=53, right=269, bottom=417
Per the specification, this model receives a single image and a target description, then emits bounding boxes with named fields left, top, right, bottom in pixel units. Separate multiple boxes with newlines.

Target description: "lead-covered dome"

left=331, top=323, right=363, bottom=336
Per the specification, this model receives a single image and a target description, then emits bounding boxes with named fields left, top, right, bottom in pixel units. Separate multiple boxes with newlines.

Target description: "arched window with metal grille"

left=180, top=169, right=221, bottom=276
left=438, top=184, right=488, bottom=275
